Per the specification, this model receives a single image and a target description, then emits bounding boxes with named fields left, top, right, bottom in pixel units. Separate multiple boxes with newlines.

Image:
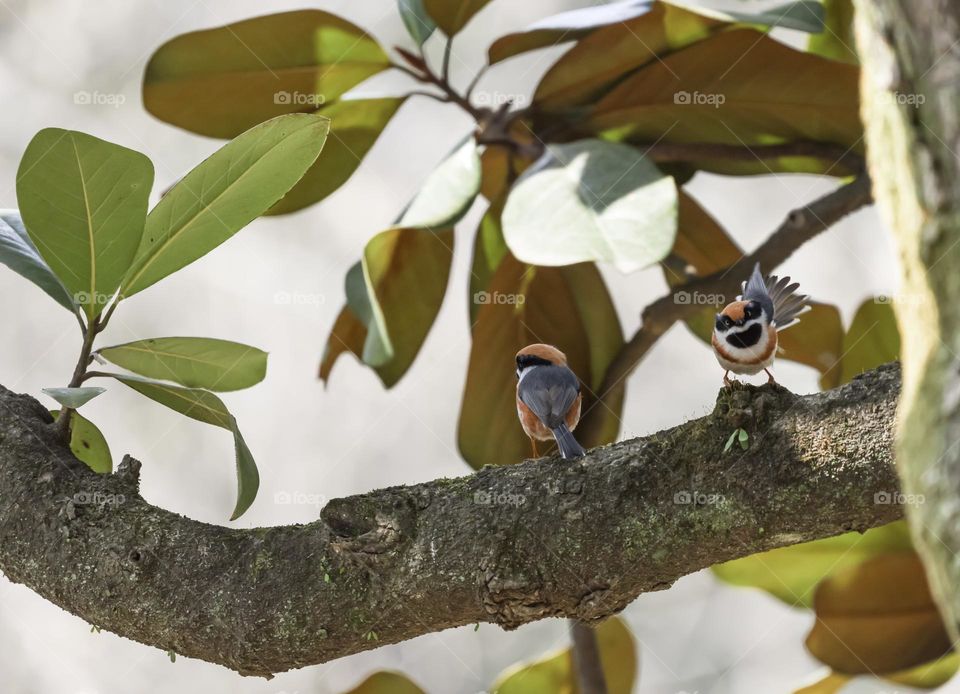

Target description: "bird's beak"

left=715, top=314, right=725, bottom=331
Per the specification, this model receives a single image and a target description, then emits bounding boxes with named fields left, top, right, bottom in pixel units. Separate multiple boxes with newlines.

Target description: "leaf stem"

left=55, top=299, right=118, bottom=442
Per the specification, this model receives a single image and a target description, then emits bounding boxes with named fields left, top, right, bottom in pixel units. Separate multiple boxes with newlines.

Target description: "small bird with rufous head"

left=712, top=263, right=809, bottom=387
left=514, top=343, right=585, bottom=459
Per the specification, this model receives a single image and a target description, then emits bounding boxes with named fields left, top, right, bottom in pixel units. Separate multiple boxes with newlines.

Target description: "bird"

left=712, top=263, right=809, bottom=386
left=515, top=344, right=585, bottom=459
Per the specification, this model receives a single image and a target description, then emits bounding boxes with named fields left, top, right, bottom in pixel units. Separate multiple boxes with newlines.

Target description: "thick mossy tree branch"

left=0, top=364, right=902, bottom=678
left=580, top=171, right=873, bottom=442
left=855, top=0, right=960, bottom=640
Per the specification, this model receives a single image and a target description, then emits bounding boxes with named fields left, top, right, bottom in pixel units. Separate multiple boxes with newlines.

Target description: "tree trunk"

left=854, top=0, right=960, bottom=640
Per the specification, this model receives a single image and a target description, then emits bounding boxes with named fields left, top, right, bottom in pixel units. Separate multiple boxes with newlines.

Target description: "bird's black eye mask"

left=516, top=354, right=552, bottom=377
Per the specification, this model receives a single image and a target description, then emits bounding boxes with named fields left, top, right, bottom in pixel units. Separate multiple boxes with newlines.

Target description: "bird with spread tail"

left=515, top=344, right=585, bottom=459
left=712, top=263, right=809, bottom=386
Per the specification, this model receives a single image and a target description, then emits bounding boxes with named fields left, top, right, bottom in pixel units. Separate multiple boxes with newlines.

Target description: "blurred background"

left=0, top=0, right=913, bottom=692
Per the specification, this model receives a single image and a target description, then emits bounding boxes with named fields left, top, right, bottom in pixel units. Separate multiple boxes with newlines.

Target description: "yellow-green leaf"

left=113, top=375, right=259, bottom=519
left=459, top=253, right=623, bottom=468
left=834, top=298, right=900, bottom=386
left=493, top=617, right=636, bottom=694
left=713, top=521, right=913, bottom=609
left=52, top=409, right=112, bottom=474
left=122, top=114, right=329, bottom=297
left=342, top=671, right=425, bottom=694
left=268, top=98, right=405, bottom=215
left=16, top=129, right=153, bottom=319
left=808, top=0, right=857, bottom=64
left=98, top=337, right=267, bottom=392
left=806, top=553, right=952, bottom=674
left=144, top=10, right=389, bottom=138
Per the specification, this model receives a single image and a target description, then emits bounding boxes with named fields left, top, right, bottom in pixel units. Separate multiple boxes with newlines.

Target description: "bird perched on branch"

left=712, top=263, right=809, bottom=386
left=515, top=344, right=585, bottom=459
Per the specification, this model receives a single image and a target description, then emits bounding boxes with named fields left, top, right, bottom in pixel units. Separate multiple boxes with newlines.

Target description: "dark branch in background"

left=0, top=364, right=901, bottom=677
left=578, top=171, right=873, bottom=443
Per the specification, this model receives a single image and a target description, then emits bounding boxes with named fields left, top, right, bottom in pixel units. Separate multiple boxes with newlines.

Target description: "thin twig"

left=571, top=621, right=608, bottom=694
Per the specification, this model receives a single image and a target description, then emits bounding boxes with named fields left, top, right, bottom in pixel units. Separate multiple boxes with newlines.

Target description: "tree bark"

left=0, top=365, right=903, bottom=677
left=854, top=0, right=960, bottom=641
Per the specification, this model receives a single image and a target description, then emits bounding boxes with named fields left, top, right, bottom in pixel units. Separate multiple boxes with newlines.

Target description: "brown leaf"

left=806, top=553, right=952, bottom=675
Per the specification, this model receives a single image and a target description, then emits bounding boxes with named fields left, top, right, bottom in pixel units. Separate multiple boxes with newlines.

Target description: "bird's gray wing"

left=518, top=365, right=580, bottom=430
left=764, top=273, right=809, bottom=329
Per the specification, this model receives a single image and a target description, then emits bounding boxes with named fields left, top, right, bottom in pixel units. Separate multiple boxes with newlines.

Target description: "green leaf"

left=0, top=210, right=75, bottom=311
left=493, top=617, right=636, bottom=694
left=423, top=0, right=492, bottom=36
left=808, top=0, right=857, bottom=64
left=321, top=227, right=454, bottom=388
left=459, top=254, right=624, bottom=468
left=268, top=98, right=405, bottom=215
left=122, top=114, right=329, bottom=297
left=399, top=0, right=437, bottom=46
left=97, top=337, right=267, bottom=392
left=399, top=137, right=481, bottom=228
left=723, top=430, right=737, bottom=453
left=534, top=0, right=827, bottom=110
left=806, top=553, right=951, bottom=674
left=144, top=10, right=389, bottom=138
left=43, top=387, right=106, bottom=409
left=835, top=299, right=900, bottom=385
left=344, top=671, right=426, bottom=694
left=713, top=521, right=914, bottom=609
left=52, top=409, right=112, bottom=474
left=488, top=0, right=655, bottom=64
left=17, top=129, right=154, bottom=319
left=502, top=140, right=677, bottom=273
left=738, top=427, right=749, bottom=449
left=112, top=375, right=259, bottom=519
left=588, top=29, right=861, bottom=175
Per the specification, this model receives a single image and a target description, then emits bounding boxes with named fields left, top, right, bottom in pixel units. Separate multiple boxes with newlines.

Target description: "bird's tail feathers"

left=552, top=423, right=586, bottom=459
